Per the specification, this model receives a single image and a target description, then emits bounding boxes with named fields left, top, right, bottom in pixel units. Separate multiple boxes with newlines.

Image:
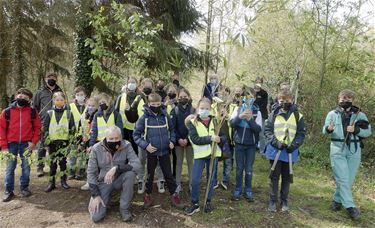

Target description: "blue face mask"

left=198, top=109, right=210, bottom=119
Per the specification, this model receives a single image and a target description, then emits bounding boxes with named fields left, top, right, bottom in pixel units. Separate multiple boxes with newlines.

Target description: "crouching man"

left=87, top=126, right=141, bottom=223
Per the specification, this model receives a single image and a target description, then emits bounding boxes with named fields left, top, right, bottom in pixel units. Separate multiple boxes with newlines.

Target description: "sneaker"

left=20, top=189, right=32, bottom=198
left=171, top=192, right=184, bottom=209
left=37, top=168, right=44, bottom=177
left=2, top=191, right=15, bottom=202
left=347, top=207, right=360, bottom=220
left=220, top=181, right=228, bottom=190
left=244, top=192, right=254, bottom=202
left=175, top=184, right=182, bottom=193
left=213, top=183, right=219, bottom=189
left=143, top=193, right=153, bottom=209
left=204, top=202, right=213, bottom=213
left=121, top=209, right=133, bottom=222
left=231, top=190, right=241, bottom=201
left=331, top=201, right=342, bottom=211
left=81, top=182, right=90, bottom=191
left=185, top=204, right=200, bottom=216
left=137, top=181, right=145, bottom=194
left=268, top=201, right=277, bottom=212
left=157, top=181, right=165, bottom=194
left=281, top=201, right=289, bottom=212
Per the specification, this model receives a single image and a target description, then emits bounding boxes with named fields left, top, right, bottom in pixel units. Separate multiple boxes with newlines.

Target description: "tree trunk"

left=0, top=2, right=9, bottom=108
left=11, top=0, right=25, bottom=89
left=319, top=0, right=329, bottom=89
left=204, top=0, right=214, bottom=85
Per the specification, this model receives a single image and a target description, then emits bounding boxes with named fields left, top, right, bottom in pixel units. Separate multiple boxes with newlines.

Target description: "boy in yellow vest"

left=68, top=86, right=87, bottom=180
left=264, top=90, right=305, bottom=212
left=43, top=92, right=75, bottom=192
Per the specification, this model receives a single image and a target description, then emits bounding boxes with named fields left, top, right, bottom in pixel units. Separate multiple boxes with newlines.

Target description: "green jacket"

left=323, top=106, right=371, bottom=153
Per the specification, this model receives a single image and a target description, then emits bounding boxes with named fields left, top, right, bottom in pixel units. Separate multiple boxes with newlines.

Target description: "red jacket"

left=0, top=103, right=41, bottom=149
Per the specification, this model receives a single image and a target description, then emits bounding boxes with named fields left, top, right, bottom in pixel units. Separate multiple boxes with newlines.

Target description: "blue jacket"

left=89, top=106, right=124, bottom=146
left=230, top=104, right=262, bottom=146
left=133, top=105, right=176, bottom=156
left=170, top=103, right=195, bottom=145
left=264, top=104, right=306, bottom=163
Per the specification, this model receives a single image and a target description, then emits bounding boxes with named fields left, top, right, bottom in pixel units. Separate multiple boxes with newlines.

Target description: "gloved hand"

left=286, top=145, right=295, bottom=154
left=276, top=141, right=287, bottom=150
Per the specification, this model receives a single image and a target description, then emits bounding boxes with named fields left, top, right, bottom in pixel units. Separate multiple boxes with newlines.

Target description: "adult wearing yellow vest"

left=89, top=93, right=123, bottom=147
left=185, top=98, right=226, bottom=216
left=68, top=86, right=87, bottom=180
left=43, top=92, right=75, bottom=193
left=264, top=90, right=305, bottom=212
left=114, top=78, right=144, bottom=155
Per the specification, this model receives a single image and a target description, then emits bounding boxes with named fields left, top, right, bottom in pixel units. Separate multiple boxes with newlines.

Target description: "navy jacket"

left=133, top=105, right=176, bottom=156
left=89, top=106, right=124, bottom=146
left=170, top=103, right=195, bottom=146
left=203, top=83, right=219, bottom=101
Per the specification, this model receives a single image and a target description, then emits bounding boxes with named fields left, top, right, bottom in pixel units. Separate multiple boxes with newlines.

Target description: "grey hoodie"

left=87, top=140, right=141, bottom=196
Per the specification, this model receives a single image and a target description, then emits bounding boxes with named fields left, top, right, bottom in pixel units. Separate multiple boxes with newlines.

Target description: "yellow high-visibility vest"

left=49, top=110, right=70, bottom=141
left=274, top=112, right=302, bottom=145
left=189, top=118, right=222, bottom=159
left=69, top=103, right=86, bottom=129
left=96, top=113, right=115, bottom=141
left=119, top=94, right=144, bottom=130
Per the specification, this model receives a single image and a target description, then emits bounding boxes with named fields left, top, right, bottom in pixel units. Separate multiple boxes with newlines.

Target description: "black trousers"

left=269, top=160, right=291, bottom=203
left=146, top=154, right=177, bottom=195
left=123, top=128, right=138, bottom=155
left=172, top=148, right=176, bottom=178
left=49, top=141, right=68, bottom=180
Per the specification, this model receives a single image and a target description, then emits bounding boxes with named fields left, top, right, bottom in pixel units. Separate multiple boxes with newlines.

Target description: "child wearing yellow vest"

left=43, top=92, right=75, bottom=193
left=185, top=98, right=227, bottom=215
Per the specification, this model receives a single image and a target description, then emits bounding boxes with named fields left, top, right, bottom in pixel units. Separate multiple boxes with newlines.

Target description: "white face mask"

left=76, top=95, right=85, bottom=104
left=198, top=109, right=210, bottom=119
left=127, top=83, right=137, bottom=91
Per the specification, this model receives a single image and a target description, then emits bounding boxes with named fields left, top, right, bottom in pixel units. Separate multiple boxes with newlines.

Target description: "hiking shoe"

left=220, top=181, right=228, bottom=190
left=185, top=204, right=200, bottom=216
left=2, top=191, right=14, bottom=202
left=157, top=181, right=165, bottom=194
left=268, top=201, right=277, bottom=212
left=121, top=210, right=133, bottom=222
left=37, top=168, right=44, bottom=177
left=171, top=192, right=184, bottom=209
left=347, top=207, right=360, bottom=220
left=331, top=201, right=342, bottom=211
left=281, top=201, right=289, bottom=212
left=143, top=193, right=153, bottom=209
left=204, top=202, right=213, bottom=213
left=244, top=192, right=254, bottom=202
left=61, top=179, right=71, bottom=189
left=137, top=181, right=145, bottom=194
left=81, top=182, right=90, bottom=191
left=20, top=189, right=32, bottom=198
left=45, top=182, right=56, bottom=193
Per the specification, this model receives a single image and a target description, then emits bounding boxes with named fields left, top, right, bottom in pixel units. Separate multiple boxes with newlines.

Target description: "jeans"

left=5, top=142, right=31, bottom=192
left=145, top=154, right=176, bottom=195
left=191, top=157, right=218, bottom=204
left=269, top=160, right=291, bottom=203
left=214, top=152, right=232, bottom=185
left=175, top=146, right=194, bottom=186
left=234, top=144, right=256, bottom=195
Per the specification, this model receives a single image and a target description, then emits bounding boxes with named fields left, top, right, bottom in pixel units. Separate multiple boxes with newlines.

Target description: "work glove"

left=276, top=141, right=287, bottom=150
left=286, top=145, right=295, bottom=154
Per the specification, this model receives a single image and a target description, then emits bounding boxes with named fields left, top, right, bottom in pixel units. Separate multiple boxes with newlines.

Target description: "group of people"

left=0, top=72, right=371, bottom=223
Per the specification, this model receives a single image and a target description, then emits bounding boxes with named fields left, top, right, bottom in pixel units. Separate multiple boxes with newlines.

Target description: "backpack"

left=5, top=107, right=37, bottom=130
left=144, top=116, right=170, bottom=140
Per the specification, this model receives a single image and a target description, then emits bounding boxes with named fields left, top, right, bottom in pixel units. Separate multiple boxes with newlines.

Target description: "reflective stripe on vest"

left=274, top=112, right=302, bottom=145
left=69, top=103, right=86, bottom=129
left=190, top=119, right=222, bottom=159
left=144, top=117, right=169, bottom=140
left=97, top=113, right=115, bottom=141
left=119, top=94, right=140, bottom=130
left=49, top=110, right=69, bottom=141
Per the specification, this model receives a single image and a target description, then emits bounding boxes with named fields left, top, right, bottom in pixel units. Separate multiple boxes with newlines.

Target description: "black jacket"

left=33, top=85, right=62, bottom=123
left=170, top=103, right=195, bottom=146
left=254, top=89, right=268, bottom=120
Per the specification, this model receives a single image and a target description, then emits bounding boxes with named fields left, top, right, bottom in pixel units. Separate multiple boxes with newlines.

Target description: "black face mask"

left=100, top=103, right=108, bottom=111
left=339, top=101, right=352, bottom=110
left=172, top=79, right=180, bottom=87
left=149, top=105, right=161, bottom=114
left=104, top=139, right=121, bottom=152
left=281, top=102, right=292, bottom=111
left=143, top=87, right=152, bottom=95
left=168, top=93, right=176, bottom=99
left=47, top=79, right=56, bottom=87
left=235, top=93, right=241, bottom=98
left=179, top=98, right=189, bottom=106
left=157, top=85, right=164, bottom=91
left=16, top=98, right=30, bottom=107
